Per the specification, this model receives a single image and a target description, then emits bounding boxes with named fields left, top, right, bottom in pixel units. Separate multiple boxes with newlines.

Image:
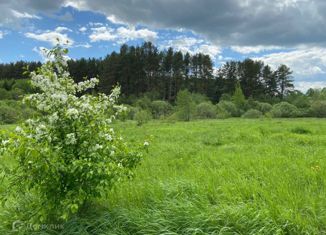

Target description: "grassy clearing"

left=1, top=119, right=326, bottom=234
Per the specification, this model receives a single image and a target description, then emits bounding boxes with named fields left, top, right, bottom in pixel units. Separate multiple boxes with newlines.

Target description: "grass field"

left=1, top=119, right=326, bottom=234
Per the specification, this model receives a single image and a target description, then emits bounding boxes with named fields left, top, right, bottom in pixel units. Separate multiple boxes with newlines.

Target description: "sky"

left=0, top=0, right=326, bottom=92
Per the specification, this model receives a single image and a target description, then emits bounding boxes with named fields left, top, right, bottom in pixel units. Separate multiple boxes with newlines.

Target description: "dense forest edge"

left=0, top=42, right=325, bottom=124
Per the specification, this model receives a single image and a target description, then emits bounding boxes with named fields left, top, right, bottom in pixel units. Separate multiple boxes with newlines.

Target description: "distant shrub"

left=285, top=91, right=310, bottom=109
left=0, top=88, right=12, bottom=100
left=12, top=79, right=35, bottom=94
left=216, top=110, right=231, bottom=119
left=191, top=93, right=209, bottom=105
left=196, top=102, right=216, bottom=119
left=135, top=96, right=152, bottom=111
left=176, top=90, right=195, bottom=121
left=242, top=109, right=263, bottom=119
left=117, top=104, right=131, bottom=121
left=271, top=102, right=299, bottom=118
left=135, top=109, right=152, bottom=126
left=0, top=105, right=20, bottom=124
left=217, top=101, right=239, bottom=117
left=10, top=88, right=25, bottom=100
left=256, top=102, right=272, bottom=114
left=232, top=81, right=246, bottom=110
left=219, top=93, right=232, bottom=101
left=151, top=100, right=173, bottom=119
left=310, top=100, right=326, bottom=117
left=125, top=105, right=139, bottom=120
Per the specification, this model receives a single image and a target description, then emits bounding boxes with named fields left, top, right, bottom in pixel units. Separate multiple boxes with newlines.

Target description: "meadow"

left=1, top=118, right=326, bottom=234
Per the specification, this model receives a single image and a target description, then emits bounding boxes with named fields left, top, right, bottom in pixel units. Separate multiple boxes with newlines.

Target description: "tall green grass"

left=1, top=119, right=326, bottom=234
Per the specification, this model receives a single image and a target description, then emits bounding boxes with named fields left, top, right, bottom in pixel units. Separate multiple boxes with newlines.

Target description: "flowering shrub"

left=0, top=46, right=144, bottom=222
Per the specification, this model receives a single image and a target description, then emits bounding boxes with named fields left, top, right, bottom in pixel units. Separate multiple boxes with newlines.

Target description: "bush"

left=12, top=79, right=35, bottom=94
left=0, top=88, right=12, bottom=100
left=1, top=46, right=144, bottom=223
left=0, top=105, right=20, bottom=124
left=256, top=102, right=272, bottom=114
left=196, top=102, right=216, bottom=119
left=310, top=100, right=326, bottom=117
left=176, top=90, right=195, bottom=121
left=135, top=109, right=152, bottom=126
left=191, top=93, right=209, bottom=104
left=242, top=109, right=263, bottom=119
left=217, top=101, right=239, bottom=117
left=135, top=96, right=152, bottom=111
left=271, top=102, right=299, bottom=118
left=151, top=100, right=173, bottom=119
left=10, top=88, right=25, bottom=100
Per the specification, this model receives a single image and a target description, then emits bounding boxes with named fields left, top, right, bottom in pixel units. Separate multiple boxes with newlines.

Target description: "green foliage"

left=176, top=90, right=195, bottom=121
left=219, top=93, right=232, bottom=101
left=134, top=96, right=152, bottom=111
left=0, top=46, right=144, bottom=223
left=0, top=105, right=19, bottom=124
left=135, top=109, right=152, bottom=126
left=217, top=100, right=239, bottom=117
left=310, top=100, right=326, bottom=117
left=242, top=109, right=263, bottom=119
left=232, top=81, right=246, bottom=109
left=0, top=88, right=12, bottom=100
left=249, top=101, right=273, bottom=114
left=271, top=102, right=299, bottom=118
left=307, top=88, right=326, bottom=100
left=196, top=102, right=217, bottom=119
left=256, top=102, right=273, bottom=114
left=285, top=91, right=310, bottom=108
left=0, top=100, right=37, bottom=124
left=117, top=104, right=139, bottom=121
left=191, top=93, right=209, bottom=105
left=150, top=100, right=173, bottom=119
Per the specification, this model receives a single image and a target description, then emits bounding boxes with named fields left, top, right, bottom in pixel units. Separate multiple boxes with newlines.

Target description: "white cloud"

left=295, top=81, right=326, bottom=92
left=89, top=27, right=117, bottom=42
left=116, top=27, right=157, bottom=43
left=231, top=45, right=283, bottom=54
left=163, top=36, right=203, bottom=54
left=89, top=26, right=157, bottom=43
left=194, top=44, right=221, bottom=59
left=161, top=36, right=221, bottom=59
left=55, top=26, right=72, bottom=33
left=79, top=26, right=87, bottom=32
left=11, top=9, right=41, bottom=19
left=74, top=43, right=92, bottom=48
left=256, top=47, right=326, bottom=76
left=25, top=29, right=74, bottom=46
left=0, top=31, right=3, bottom=39
left=107, top=15, right=126, bottom=25
left=89, top=22, right=104, bottom=27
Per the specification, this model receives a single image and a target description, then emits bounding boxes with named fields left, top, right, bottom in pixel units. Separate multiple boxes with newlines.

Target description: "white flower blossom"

left=144, top=141, right=150, bottom=147
left=48, top=113, right=59, bottom=123
left=92, top=144, right=103, bottom=151
left=15, top=126, right=23, bottom=133
left=66, top=108, right=79, bottom=119
left=104, top=134, right=113, bottom=141
left=1, top=140, right=9, bottom=146
left=66, top=133, right=77, bottom=145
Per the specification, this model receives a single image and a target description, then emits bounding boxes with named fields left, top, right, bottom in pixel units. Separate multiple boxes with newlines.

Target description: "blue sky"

left=0, top=1, right=326, bottom=91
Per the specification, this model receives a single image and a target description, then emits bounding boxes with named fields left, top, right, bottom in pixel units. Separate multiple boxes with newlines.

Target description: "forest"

left=0, top=42, right=294, bottom=103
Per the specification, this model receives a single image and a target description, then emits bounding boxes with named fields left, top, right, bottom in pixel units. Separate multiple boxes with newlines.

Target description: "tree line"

left=0, top=42, right=294, bottom=103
